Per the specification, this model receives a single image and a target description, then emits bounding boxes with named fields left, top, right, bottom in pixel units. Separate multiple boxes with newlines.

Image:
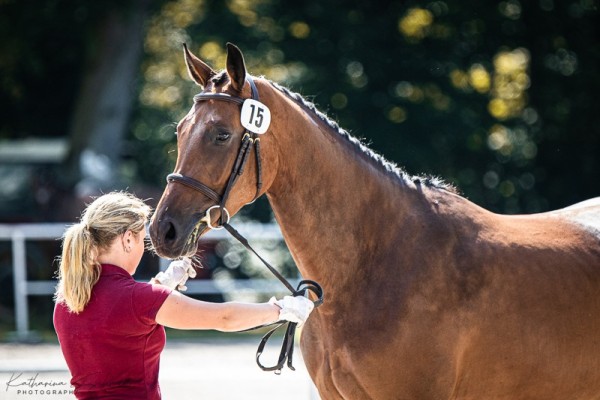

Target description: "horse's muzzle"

left=149, top=215, right=204, bottom=259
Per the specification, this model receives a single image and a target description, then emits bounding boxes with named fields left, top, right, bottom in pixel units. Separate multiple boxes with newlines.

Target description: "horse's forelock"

left=208, top=70, right=229, bottom=88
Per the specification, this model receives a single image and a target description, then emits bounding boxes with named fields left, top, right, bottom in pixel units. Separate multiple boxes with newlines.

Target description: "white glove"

left=270, top=295, right=315, bottom=325
left=153, top=257, right=196, bottom=291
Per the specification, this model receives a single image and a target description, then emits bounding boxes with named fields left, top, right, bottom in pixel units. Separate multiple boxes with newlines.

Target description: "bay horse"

left=149, top=43, right=600, bottom=399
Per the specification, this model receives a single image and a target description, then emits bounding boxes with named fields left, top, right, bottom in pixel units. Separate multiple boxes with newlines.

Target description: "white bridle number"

left=241, top=99, right=271, bottom=135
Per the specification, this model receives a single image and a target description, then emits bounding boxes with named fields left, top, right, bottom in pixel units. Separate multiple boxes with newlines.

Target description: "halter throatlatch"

left=166, top=76, right=324, bottom=374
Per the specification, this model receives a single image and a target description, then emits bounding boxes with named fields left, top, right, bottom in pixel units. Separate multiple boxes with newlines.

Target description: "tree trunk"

left=64, top=1, right=147, bottom=194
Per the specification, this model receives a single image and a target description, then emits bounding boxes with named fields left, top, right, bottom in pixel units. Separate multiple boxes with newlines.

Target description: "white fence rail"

left=0, top=222, right=290, bottom=341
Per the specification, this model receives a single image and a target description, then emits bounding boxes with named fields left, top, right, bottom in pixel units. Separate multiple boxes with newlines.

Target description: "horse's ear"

left=226, top=43, right=246, bottom=92
left=183, top=43, right=215, bottom=87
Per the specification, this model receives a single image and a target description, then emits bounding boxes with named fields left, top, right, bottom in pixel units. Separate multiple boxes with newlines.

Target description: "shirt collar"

left=101, top=264, right=132, bottom=278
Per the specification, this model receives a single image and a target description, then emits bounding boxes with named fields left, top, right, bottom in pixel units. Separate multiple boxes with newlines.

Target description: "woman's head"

left=55, top=192, right=152, bottom=313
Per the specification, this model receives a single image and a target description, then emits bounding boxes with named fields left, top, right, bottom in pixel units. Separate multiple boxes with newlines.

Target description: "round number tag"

left=241, top=99, right=271, bottom=134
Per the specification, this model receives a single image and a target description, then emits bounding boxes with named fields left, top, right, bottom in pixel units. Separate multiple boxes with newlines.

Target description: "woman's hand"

left=152, top=258, right=196, bottom=291
left=270, top=295, right=315, bottom=326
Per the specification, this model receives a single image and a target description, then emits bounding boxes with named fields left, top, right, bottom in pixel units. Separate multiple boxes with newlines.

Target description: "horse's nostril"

left=165, top=221, right=176, bottom=241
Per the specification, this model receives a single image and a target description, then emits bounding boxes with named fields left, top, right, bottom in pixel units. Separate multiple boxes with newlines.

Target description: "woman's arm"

left=155, top=291, right=280, bottom=332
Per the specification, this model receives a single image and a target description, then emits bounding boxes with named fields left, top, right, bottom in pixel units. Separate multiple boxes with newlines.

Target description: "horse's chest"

left=301, top=308, right=461, bottom=399
left=301, top=319, right=368, bottom=398
left=309, top=343, right=372, bottom=399
left=302, top=320, right=413, bottom=399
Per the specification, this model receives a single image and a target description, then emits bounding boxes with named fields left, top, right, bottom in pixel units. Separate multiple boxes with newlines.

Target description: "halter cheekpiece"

left=167, top=76, right=263, bottom=227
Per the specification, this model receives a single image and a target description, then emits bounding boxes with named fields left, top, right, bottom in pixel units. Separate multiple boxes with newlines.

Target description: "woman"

left=53, top=192, right=314, bottom=399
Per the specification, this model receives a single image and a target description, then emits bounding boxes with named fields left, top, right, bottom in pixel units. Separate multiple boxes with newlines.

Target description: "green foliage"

left=131, top=0, right=599, bottom=214
left=1, top=0, right=597, bottom=214
left=0, top=0, right=127, bottom=139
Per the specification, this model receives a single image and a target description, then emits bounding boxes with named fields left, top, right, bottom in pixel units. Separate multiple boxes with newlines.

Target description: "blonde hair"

left=55, top=192, right=151, bottom=313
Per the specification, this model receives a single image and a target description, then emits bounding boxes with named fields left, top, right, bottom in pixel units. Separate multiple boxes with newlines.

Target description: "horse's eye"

left=216, top=131, right=231, bottom=143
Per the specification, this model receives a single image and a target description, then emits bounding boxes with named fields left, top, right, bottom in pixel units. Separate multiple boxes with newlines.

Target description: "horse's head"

left=149, top=43, right=278, bottom=259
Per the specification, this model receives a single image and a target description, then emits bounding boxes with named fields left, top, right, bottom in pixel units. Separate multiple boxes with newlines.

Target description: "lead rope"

left=222, top=222, right=323, bottom=373
left=207, top=131, right=323, bottom=373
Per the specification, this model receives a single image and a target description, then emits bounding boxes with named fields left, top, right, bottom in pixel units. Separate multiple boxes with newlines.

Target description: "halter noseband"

left=166, top=76, right=263, bottom=228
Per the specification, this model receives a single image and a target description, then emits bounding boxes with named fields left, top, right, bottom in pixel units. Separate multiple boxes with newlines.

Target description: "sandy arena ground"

left=0, top=336, right=320, bottom=400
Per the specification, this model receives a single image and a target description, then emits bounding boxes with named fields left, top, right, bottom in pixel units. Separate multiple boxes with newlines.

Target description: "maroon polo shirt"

left=53, top=264, right=172, bottom=399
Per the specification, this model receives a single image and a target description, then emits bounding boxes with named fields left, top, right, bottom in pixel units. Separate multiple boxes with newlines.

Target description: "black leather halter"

left=166, top=76, right=263, bottom=223
left=165, top=76, right=323, bottom=374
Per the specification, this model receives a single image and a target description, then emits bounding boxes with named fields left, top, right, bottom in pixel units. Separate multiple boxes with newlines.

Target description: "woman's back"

left=54, top=264, right=171, bottom=399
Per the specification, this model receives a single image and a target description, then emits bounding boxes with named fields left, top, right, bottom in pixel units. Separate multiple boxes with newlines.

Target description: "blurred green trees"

left=132, top=0, right=599, bottom=214
left=1, top=0, right=598, bottom=218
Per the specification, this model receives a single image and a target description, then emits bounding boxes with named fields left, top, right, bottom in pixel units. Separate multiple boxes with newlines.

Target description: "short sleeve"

left=132, top=282, right=172, bottom=325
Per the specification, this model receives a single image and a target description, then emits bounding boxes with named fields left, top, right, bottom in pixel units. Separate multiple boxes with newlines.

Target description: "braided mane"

left=268, top=80, right=456, bottom=193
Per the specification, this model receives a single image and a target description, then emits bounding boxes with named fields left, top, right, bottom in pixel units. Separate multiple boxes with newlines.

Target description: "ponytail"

left=55, top=223, right=101, bottom=313
left=54, top=191, right=151, bottom=313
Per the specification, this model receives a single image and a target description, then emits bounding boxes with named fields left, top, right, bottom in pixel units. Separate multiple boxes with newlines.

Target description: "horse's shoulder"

left=548, top=197, right=600, bottom=238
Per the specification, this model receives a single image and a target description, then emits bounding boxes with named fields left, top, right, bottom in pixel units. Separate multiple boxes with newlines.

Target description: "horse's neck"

left=263, top=85, right=420, bottom=291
